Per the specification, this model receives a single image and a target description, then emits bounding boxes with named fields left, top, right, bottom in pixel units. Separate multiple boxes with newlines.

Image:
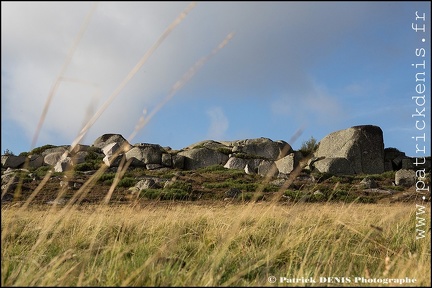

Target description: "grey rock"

left=102, top=142, right=120, bottom=157
left=71, top=151, right=88, bottom=166
left=125, top=144, right=164, bottom=165
left=245, top=164, right=256, bottom=175
left=233, top=137, right=292, bottom=161
left=162, top=153, right=172, bottom=167
left=401, top=158, right=415, bottom=170
left=41, top=146, right=68, bottom=157
left=395, top=169, right=416, bottom=187
left=44, top=152, right=67, bottom=166
left=92, top=134, right=132, bottom=151
left=313, top=157, right=355, bottom=175
left=275, top=151, right=303, bottom=174
left=172, top=154, right=185, bottom=169
left=178, top=148, right=228, bottom=170
left=1, top=155, right=26, bottom=169
left=27, top=154, right=44, bottom=169
left=314, top=125, right=384, bottom=174
left=257, top=160, right=278, bottom=177
left=54, top=157, right=73, bottom=172
left=360, top=177, right=378, bottom=189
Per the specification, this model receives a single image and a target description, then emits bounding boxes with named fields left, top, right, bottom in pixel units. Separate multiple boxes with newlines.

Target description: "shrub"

left=161, top=189, right=191, bottom=200
left=139, top=186, right=194, bottom=201
left=284, top=190, right=304, bottom=201
left=74, top=162, right=98, bottom=172
left=167, top=181, right=193, bottom=192
left=262, top=184, right=279, bottom=192
left=299, top=136, right=318, bottom=156
left=216, top=147, right=232, bottom=155
left=33, top=166, right=52, bottom=178
left=86, top=146, right=103, bottom=154
left=139, top=188, right=161, bottom=199
left=85, top=151, right=103, bottom=161
left=29, top=144, right=57, bottom=155
left=98, top=173, right=116, bottom=183
left=117, top=177, right=136, bottom=188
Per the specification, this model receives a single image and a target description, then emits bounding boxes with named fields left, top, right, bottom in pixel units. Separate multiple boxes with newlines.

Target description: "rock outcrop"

left=313, top=125, right=385, bottom=175
left=2, top=125, right=429, bottom=188
left=92, top=134, right=132, bottom=151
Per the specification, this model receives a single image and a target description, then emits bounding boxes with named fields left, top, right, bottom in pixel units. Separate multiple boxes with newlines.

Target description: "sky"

left=1, top=1, right=431, bottom=157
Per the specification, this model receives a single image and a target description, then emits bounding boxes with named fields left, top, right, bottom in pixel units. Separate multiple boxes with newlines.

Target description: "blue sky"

left=1, top=1, right=431, bottom=157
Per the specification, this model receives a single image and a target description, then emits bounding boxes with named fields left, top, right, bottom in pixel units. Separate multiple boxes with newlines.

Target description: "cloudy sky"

left=1, top=1, right=430, bottom=157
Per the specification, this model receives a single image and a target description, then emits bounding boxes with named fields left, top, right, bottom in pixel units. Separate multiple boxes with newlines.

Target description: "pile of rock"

left=2, top=125, right=430, bottom=179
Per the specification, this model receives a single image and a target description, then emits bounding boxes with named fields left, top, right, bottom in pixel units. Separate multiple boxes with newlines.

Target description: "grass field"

left=1, top=201, right=430, bottom=286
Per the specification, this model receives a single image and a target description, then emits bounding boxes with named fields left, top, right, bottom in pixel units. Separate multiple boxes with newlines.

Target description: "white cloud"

left=206, top=107, right=229, bottom=140
left=270, top=81, right=345, bottom=128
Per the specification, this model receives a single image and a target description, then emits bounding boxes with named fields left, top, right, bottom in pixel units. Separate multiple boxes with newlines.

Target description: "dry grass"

left=1, top=202, right=431, bottom=286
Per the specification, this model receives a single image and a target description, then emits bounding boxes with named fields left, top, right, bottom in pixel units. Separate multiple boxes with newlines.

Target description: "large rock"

left=103, top=154, right=124, bottom=167
left=92, top=134, right=132, bottom=151
left=384, top=147, right=406, bottom=171
left=257, top=160, right=278, bottom=177
left=125, top=144, right=164, bottom=166
left=223, top=157, right=261, bottom=171
left=161, top=153, right=172, bottom=167
left=71, top=151, right=88, bottom=166
left=1, top=155, right=26, bottom=168
left=395, top=169, right=416, bottom=187
left=41, top=146, right=68, bottom=157
left=102, top=143, right=120, bottom=157
left=172, top=154, right=185, bottom=169
left=44, top=152, right=66, bottom=166
left=275, top=151, right=303, bottom=174
left=314, top=125, right=384, bottom=174
left=177, top=148, right=229, bottom=170
left=229, top=138, right=292, bottom=161
left=102, top=143, right=123, bottom=167
left=54, top=157, right=73, bottom=172
left=27, top=155, right=45, bottom=169
left=0, top=154, right=43, bottom=169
